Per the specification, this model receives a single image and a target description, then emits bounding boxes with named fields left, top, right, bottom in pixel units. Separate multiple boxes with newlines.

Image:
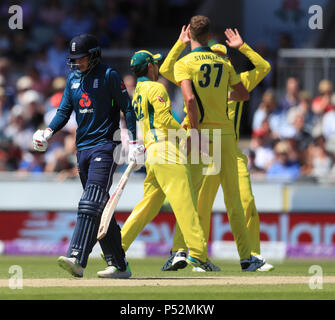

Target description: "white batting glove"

left=32, top=128, right=53, bottom=152
left=128, top=141, right=145, bottom=171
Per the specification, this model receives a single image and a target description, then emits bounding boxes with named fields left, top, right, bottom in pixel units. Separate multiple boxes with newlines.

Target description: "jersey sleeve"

left=174, top=59, right=192, bottom=85
left=149, top=84, right=183, bottom=131
left=108, top=68, right=137, bottom=141
left=227, top=62, right=241, bottom=87
left=48, top=77, right=73, bottom=133
left=238, top=42, right=271, bottom=92
left=159, top=40, right=186, bottom=86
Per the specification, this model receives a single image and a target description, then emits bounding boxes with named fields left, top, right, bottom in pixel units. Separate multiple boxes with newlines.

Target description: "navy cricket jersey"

left=48, top=63, right=137, bottom=151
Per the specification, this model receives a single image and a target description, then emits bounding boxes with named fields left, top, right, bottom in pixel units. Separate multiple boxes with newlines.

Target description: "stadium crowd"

left=0, top=0, right=334, bottom=183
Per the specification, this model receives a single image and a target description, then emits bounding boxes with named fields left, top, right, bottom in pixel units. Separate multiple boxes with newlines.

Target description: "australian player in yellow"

left=119, top=49, right=210, bottom=270
left=159, top=23, right=273, bottom=271
left=197, top=29, right=274, bottom=272
left=162, top=16, right=265, bottom=272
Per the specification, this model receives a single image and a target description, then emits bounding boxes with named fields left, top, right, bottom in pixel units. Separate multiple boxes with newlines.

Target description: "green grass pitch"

left=0, top=256, right=334, bottom=300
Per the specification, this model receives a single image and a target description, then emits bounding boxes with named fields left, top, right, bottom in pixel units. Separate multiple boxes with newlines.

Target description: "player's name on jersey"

left=194, top=54, right=221, bottom=62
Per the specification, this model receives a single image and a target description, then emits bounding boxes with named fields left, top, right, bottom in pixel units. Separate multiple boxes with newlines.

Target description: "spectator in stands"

left=285, top=109, right=313, bottom=152
left=309, top=136, right=334, bottom=181
left=45, top=132, right=77, bottom=181
left=278, top=77, right=299, bottom=112
left=252, top=89, right=280, bottom=136
left=106, top=1, right=131, bottom=47
left=59, top=7, right=93, bottom=40
left=267, top=140, right=301, bottom=181
left=321, top=98, right=335, bottom=140
left=38, top=0, right=66, bottom=26
left=34, top=48, right=55, bottom=82
left=20, top=90, right=45, bottom=130
left=4, top=104, right=35, bottom=152
left=26, top=66, right=51, bottom=96
left=312, top=79, right=334, bottom=115
left=0, top=148, right=7, bottom=171
left=0, top=86, right=10, bottom=132
left=285, top=138, right=301, bottom=164
left=44, top=77, right=77, bottom=132
left=6, top=32, right=31, bottom=68
left=250, top=119, right=276, bottom=170
left=0, top=136, right=22, bottom=171
left=287, top=90, right=316, bottom=135
left=246, top=149, right=266, bottom=178
left=15, top=75, right=33, bottom=105
left=18, top=149, right=45, bottom=174
left=46, top=34, right=69, bottom=78
left=94, top=16, right=113, bottom=48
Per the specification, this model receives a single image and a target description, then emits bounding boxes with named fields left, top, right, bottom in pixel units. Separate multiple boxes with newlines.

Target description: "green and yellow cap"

left=130, top=50, right=163, bottom=73
left=210, top=43, right=227, bottom=56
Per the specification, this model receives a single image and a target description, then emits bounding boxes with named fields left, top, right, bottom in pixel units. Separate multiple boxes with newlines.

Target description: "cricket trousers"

left=67, top=141, right=127, bottom=270
left=172, top=134, right=252, bottom=261
left=195, top=147, right=261, bottom=256
left=120, top=140, right=207, bottom=261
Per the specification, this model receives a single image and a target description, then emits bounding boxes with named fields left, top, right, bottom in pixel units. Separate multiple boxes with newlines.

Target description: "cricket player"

left=32, top=34, right=143, bottom=278
left=196, top=29, right=274, bottom=271
left=159, top=16, right=265, bottom=272
left=160, top=25, right=274, bottom=272
left=119, top=49, right=210, bottom=271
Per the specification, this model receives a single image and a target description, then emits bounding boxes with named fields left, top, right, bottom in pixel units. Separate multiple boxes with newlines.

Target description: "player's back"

left=132, top=76, right=181, bottom=149
left=174, top=47, right=241, bottom=134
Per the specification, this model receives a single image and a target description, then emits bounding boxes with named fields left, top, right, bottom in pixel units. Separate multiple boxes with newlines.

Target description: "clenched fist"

left=32, top=128, right=53, bottom=152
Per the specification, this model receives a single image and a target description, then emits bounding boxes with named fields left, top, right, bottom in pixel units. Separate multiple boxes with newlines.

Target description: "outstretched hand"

left=225, top=28, right=244, bottom=49
left=179, top=24, right=191, bottom=44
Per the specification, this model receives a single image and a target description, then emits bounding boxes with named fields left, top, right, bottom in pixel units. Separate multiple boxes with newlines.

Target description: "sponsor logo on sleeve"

left=71, top=82, right=80, bottom=89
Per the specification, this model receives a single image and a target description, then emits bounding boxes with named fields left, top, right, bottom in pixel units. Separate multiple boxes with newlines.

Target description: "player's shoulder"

left=154, top=81, right=168, bottom=92
left=176, top=54, right=189, bottom=65
left=147, top=81, right=165, bottom=95
left=66, top=72, right=79, bottom=86
left=102, top=64, right=122, bottom=79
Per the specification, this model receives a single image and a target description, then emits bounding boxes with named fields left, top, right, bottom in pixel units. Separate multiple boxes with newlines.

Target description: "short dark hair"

left=130, top=65, right=148, bottom=78
left=190, top=15, right=210, bottom=45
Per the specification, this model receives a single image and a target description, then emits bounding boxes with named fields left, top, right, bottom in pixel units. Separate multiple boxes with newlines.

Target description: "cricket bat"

left=97, top=161, right=136, bottom=240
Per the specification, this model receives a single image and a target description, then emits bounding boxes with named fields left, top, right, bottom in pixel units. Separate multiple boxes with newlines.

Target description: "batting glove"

left=32, top=128, right=53, bottom=152
left=128, top=141, right=145, bottom=171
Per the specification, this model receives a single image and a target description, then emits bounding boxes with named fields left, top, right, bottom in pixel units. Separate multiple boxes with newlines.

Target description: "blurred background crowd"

left=0, top=0, right=335, bottom=183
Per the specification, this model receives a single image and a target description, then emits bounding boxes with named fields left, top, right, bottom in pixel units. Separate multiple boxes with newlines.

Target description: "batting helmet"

left=67, top=34, right=101, bottom=77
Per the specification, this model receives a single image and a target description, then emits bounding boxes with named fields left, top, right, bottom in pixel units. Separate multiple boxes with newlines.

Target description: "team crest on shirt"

left=93, top=79, right=99, bottom=88
left=157, top=96, right=165, bottom=103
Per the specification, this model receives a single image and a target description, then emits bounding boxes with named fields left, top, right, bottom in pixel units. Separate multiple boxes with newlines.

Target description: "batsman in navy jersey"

left=33, top=34, right=143, bottom=278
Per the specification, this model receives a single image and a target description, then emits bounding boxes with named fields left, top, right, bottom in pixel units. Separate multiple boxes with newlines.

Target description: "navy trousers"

left=67, top=141, right=127, bottom=270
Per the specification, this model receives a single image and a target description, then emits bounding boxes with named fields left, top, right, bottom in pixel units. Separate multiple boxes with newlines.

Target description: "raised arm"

left=225, top=28, right=271, bottom=92
left=159, top=25, right=190, bottom=85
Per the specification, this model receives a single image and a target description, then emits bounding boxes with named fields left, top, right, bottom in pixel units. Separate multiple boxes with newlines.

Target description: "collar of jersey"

left=137, top=76, right=152, bottom=82
left=191, top=46, right=212, bottom=53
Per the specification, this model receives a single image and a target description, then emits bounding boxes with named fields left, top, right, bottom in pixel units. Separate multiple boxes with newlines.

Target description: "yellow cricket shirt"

left=227, top=43, right=271, bottom=141
left=174, top=46, right=241, bottom=134
left=132, top=76, right=184, bottom=149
